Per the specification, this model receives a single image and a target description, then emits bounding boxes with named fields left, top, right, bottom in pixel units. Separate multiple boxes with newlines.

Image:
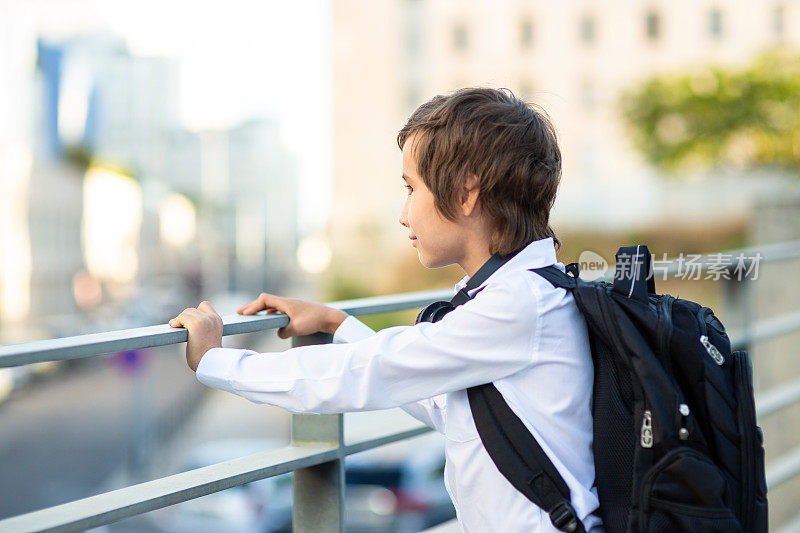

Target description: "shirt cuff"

left=196, top=346, right=246, bottom=392
left=332, top=315, right=376, bottom=344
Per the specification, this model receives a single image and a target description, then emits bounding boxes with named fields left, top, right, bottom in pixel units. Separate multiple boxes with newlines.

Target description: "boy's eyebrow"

left=401, top=173, right=409, bottom=182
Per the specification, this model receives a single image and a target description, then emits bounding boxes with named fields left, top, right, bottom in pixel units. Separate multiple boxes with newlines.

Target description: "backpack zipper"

left=700, top=335, right=725, bottom=366
left=656, top=295, right=692, bottom=442
left=641, top=410, right=653, bottom=448
left=697, top=307, right=726, bottom=366
left=656, top=295, right=675, bottom=377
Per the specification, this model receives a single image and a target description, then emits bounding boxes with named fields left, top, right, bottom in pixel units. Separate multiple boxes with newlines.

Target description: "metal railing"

left=1, top=240, right=799, bottom=532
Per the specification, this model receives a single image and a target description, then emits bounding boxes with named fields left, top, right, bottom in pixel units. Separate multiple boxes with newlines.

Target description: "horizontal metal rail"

left=655, top=239, right=800, bottom=276
left=730, top=311, right=800, bottom=351
left=756, top=376, right=800, bottom=420
left=767, top=443, right=800, bottom=490
left=0, top=289, right=453, bottom=368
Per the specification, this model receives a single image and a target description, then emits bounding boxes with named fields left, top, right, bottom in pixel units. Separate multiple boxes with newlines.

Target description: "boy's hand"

left=170, top=301, right=223, bottom=372
left=237, top=292, right=348, bottom=339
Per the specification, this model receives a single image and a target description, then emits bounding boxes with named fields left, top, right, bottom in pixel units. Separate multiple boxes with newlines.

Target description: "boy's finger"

left=239, top=304, right=258, bottom=315
left=169, top=310, right=193, bottom=328
left=258, top=293, right=286, bottom=311
left=238, top=297, right=267, bottom=314
left=198, top=301, right=218, bottom=316
left=240, top=302, right=262, bottom=315
left=172, top=306, right=209, bottom=325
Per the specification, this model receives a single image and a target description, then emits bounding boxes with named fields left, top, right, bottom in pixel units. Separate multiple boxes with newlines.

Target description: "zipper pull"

left=700, top=335, right=725, bottom=365
left=641, top=410, right=653, bottom=448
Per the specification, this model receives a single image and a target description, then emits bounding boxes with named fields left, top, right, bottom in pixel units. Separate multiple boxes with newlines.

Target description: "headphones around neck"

left=414, top=299, right=462, bottom=324
left=415, top=249, right=523, bottom=325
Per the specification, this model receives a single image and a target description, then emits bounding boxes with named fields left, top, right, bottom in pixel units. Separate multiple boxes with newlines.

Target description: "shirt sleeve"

left=331, top=315, right=449, bottom=432
left=332, top=315, right=376, bottom=344
left=196, top=275, right=540, bottom=415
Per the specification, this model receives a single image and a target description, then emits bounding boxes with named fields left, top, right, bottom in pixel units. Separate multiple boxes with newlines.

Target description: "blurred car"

left=152, top=439, right=292, bottom=533
left=345, top=432, right=456, bottom=533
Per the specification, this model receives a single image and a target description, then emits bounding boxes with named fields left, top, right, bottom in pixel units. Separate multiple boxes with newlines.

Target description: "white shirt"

left=196, top=237, right=602, bottom=532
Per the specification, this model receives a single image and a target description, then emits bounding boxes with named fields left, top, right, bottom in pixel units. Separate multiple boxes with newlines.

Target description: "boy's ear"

left=460, top=174, right=481, bottom=217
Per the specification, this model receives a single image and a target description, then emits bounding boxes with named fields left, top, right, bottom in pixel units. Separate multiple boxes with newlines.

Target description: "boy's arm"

left=196, top=275, right=538, bottom=415
left=332, top=315, right=447, bottom=433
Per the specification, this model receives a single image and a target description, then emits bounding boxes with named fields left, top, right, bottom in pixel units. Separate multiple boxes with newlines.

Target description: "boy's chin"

left=417, top=252, right=453, bottom=270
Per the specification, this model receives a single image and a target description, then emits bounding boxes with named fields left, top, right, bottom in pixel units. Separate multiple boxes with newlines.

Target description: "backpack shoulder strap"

left=466, top=261, right=586, bottom=532
left=468, top=383, right=586, bottom=533
left=529, top=263, right=580, bottom=291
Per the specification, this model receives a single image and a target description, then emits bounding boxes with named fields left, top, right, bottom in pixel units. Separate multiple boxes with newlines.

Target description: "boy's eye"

left=405, top=185, right=413, bottom=194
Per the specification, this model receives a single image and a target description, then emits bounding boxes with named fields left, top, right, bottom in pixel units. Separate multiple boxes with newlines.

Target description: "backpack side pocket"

left=733, top=350, right=768, bottom=532
left=639, top=447, right=743, bottom=533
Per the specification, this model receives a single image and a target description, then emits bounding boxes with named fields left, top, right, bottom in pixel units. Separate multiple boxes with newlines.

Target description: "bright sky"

left=38, top=0, right=333, bottom=233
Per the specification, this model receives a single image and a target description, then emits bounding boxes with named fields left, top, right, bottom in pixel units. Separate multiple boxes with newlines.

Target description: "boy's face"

left=399, top=133, right=470, bottom=269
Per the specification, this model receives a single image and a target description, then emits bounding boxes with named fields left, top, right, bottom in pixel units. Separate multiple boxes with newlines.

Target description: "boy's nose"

left=398, top=201, right=409, bottom=228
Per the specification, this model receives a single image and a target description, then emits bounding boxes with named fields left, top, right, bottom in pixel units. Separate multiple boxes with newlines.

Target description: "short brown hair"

left=397, top=87, right=562, bottom=255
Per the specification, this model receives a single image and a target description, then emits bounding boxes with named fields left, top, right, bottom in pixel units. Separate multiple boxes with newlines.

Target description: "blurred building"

left=331, top=0, right=800, bottom=276
left=85, top=38, right=300, bottom=298
left=229, top=120, right=300, bottom=292
left=1, top=21, right=301, bottom=339
left=0, top=2, right=36, bottom=341
left=166, top=120, right=300, bottom=297
left=0, top=25, right=89, bottom=341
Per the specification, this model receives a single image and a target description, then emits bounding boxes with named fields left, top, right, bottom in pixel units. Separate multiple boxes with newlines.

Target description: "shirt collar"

left=454, top=237, right=560, bottom=295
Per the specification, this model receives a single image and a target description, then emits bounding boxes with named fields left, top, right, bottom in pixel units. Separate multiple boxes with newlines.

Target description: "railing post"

left=291, top=332, right=344, bottom=532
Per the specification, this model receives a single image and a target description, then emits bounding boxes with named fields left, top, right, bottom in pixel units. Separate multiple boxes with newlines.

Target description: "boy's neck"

left=457, top=215, right=494, bottom=278
left=461, top=249, right=493, bottom=279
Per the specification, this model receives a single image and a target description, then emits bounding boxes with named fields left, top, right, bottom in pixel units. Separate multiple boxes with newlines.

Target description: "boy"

left=170, top=88, right=602, bottom=532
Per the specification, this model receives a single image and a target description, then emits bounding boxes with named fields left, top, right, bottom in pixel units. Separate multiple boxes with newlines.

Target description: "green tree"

left=620, top=50, right=800, bottom=173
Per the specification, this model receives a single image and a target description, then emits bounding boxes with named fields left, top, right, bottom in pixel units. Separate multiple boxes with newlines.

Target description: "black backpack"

left=417, top=244, right=768, bottom=533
